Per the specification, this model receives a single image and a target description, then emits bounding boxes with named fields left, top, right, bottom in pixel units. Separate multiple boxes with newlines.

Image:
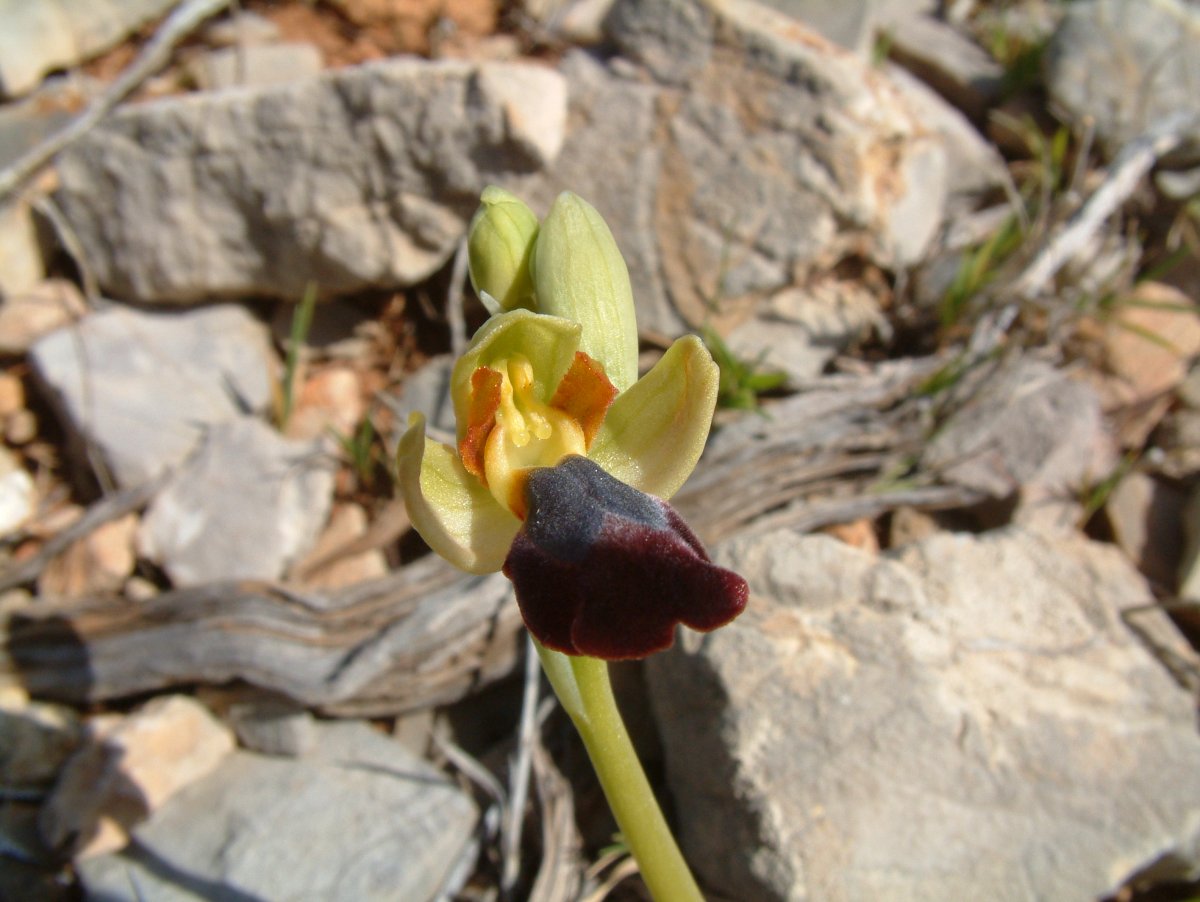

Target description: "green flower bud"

left=467, top=186, right=539, bottom=314
left=531, top=192, right=639, bottom=392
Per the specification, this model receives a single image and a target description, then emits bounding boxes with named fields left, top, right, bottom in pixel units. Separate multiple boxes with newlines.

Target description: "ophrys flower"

left=398, top=190, right=746, bottom=659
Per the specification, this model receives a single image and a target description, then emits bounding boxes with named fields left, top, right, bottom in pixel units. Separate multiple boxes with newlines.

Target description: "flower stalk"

left=399, top=187, right=749, bottom=900
left=535, top=641, right=704, bottom=902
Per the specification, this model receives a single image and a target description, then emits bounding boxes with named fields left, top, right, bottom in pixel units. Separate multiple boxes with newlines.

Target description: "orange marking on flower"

left=459, top=366, right=503, bottom=482
left=550, top=352, right=618, bottom=448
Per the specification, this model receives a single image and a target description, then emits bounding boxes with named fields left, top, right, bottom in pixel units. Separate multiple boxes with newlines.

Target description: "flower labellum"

left=504, top=455, right=748, bottom=660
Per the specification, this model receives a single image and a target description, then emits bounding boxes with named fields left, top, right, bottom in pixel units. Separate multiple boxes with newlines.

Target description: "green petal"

left=451, top=309, right=582, bottom=447
left=531, top=192, right=639, bottom=392
left=588, top=335, right=718, bottom=499
left=397, top=414, right=520, bottom=574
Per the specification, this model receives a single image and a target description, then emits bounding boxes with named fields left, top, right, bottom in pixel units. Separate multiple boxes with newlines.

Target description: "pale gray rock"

left=77, top=721, right=478, bottom=902
left=885, top=12, right=1003, bottom=120
left=521, top=1, right=949, bottom=338
left=0, top=279, right=87, bottom=356
left=1046, top=0, right=1200, bottom=159
left=53, top=58, right=568, bottom=303
left=648, top=527, right=1200, bottom=901
left=137, top=416, right=334, bottom=586
left=0, top=0, right=180, bottom=97
left=754, top=0, right=934, bottom=56
left=184, top=42, right=324, bottom=91
left=30, top=304, right=275, bottom=488
left=921, top=358, right=1114, bottom=516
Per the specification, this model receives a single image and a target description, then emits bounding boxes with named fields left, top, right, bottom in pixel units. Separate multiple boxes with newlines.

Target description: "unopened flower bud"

left=468, top=186, right=539, bottom=314
left=531, top=192, right=639, bottom=392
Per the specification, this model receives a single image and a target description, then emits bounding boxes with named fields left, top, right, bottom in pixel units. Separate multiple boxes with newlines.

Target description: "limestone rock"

left=0, top=0, right=181, bottom=97
left=519, top=0, right=949, bottom=339
left=647, top=528, right=1200, bottom=900
left=726, top=279, right=887, bottom=382
left=0, top=200, right=43, bottom=298
left=53, top=58, right=568, bottom=303
left=40, top=695, right=234, bottom=859
left=885, top=12, right=1003, bottom=120
left=77, top=721, right=477, bottom=902
left=1046, top=0, right=1200, bottom=160
left=30, top=304, right=276, bottom=488
left=137, top=416, right=334, bottom=586
left=754, top=0, right=935, bottom=56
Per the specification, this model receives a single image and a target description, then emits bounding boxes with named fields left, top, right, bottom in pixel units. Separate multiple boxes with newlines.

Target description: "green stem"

left=535, top=642, right=703, bottom=902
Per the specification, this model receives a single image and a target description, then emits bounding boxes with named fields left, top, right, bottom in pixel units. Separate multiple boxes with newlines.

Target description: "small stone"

left=0, top=278, right=86, bottom=355
left=1105, top=470, right=1187, bottom=589
left=0, top=372, right=25, bottom=416
left=31, top=304, right=277, bottom=488
left=0, top=688, right=83, bottom=786
left=0, top=200, right=43, bottom=299
left=37, top=512, right=137, bottom=598
left=137, top=416, right=335, bottom=586
left=294, top=502, right=388, bottom=590
left=227, top=695, right=317, bottom=757
left=186, top=42, right=324, bottom=91
left=0, top=446, right=35, bottom=536
left=4, top=408, right=37, bottom=445
left=285, top=365, right=364, bottom=442
left=201, top=10, right=282, bottom=47
left=76, top=721, right=477, bottom=901
left=40, top=695, right=234, bottom=859
left=1103, top=282, right=1200, bottom=405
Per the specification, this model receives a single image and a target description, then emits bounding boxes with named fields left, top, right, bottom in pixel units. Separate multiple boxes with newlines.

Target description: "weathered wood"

left=3, top=555, right=524, bottom=717
left=677, top=355, right=983, bottom=543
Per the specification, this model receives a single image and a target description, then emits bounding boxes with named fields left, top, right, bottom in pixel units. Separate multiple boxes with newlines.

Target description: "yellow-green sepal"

left=531, top=192, right=639, bottom=392
left=467, top=186, right=539, bottom=313
left=397, top=413, right=520, bottom=574
left=451, top=309, right=582, bottom=446
left=587, top=335, right=718, bottom=499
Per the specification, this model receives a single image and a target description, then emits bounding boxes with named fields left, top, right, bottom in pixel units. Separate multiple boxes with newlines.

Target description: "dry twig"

left=1012, top=111, right=1200, bottom=299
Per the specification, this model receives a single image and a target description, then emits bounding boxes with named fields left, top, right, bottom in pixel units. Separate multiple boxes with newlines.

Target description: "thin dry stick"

left=0, top=0, right=230, bottom=201
left=501, top=635, right=542, bottom=895
left=1012, top=111, right=1200, bottom=299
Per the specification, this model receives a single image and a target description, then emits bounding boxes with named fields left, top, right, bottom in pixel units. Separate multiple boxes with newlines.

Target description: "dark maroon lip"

left=503, top=455, right=749, bottom=660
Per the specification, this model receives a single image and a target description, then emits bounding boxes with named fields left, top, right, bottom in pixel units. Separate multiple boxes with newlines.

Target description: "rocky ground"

left=1, top=0, right=1199, bottom=899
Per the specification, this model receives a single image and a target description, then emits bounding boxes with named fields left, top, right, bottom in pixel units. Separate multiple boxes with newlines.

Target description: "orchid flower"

left=397, top=188, right=747, bottom=902
left=398, top=188, right=747, bottom=660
